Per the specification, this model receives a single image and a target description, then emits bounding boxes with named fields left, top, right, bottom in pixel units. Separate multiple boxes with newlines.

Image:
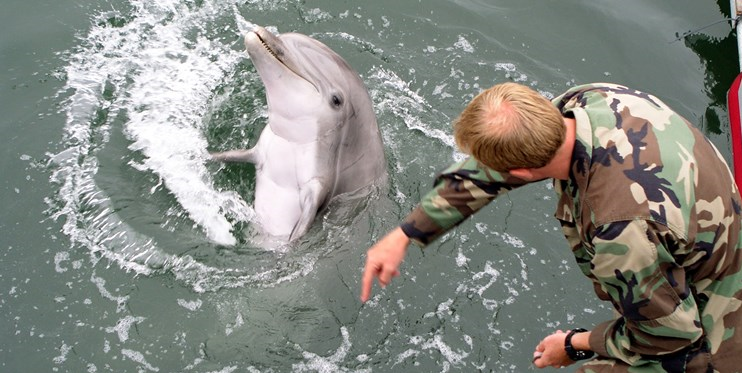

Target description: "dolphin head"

left=244, top=27, right=371, bottom=144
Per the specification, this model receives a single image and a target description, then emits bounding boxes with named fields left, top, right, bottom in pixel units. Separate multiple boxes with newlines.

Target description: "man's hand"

left=533, top=330, right=576, bottom=369
left=360, top=227, right=410, bottom=302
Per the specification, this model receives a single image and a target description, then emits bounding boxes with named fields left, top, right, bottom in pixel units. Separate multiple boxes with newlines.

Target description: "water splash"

left=233, top=5, right=257, bottom=34
left=49, top=0, right=280, bottom=289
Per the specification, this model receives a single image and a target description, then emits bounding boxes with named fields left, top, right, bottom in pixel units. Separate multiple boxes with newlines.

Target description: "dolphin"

left=211, top=26, right=387, bottom=241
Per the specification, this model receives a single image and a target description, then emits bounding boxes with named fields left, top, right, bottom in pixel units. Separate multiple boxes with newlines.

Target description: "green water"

left=0, top=0, right=738, bottom=372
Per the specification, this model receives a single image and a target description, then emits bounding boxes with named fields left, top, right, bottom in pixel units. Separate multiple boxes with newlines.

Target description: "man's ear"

left=508, top=168, right=534, bottom=181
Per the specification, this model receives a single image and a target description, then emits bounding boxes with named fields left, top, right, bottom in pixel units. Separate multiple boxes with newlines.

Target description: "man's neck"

left=550, top=117, right=576, bottom=180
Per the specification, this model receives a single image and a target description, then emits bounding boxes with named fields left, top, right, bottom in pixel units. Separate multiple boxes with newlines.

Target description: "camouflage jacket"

left=400, top=83, right=742, bottom=371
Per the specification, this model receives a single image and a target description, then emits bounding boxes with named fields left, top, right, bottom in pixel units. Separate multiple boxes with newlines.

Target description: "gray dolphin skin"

left=211, top=26, right=387, bottom=241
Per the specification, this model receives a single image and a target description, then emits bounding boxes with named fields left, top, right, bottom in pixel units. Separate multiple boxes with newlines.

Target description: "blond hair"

left=454, top=83, right=566, bottom=172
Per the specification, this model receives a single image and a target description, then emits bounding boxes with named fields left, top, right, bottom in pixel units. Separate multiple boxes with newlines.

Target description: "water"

left=1, top=0, right=737, bottom=372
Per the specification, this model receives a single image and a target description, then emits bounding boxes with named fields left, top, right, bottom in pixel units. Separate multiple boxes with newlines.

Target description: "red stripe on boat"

left=729, top=73, right=742, bottom=190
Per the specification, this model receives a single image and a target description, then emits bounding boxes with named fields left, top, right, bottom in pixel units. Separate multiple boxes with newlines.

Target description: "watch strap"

left=564, top=328, right=595, bottom=361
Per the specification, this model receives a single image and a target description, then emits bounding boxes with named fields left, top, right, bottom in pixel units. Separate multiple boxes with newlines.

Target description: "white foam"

left=413, top=334, right=469, bottom=369
left=177, top=298, right=203, bottom=311
left=292, top=327, right=370, bottom=373
left=453, top=35, right=474, bottom=53
left=494, top=62, right=528, bottom=83
left=52, top=342, right=73, bottom=364
left=204, top=367, right=239, bottom=373
left=90, top=273, right=130, bottom=313
left=121, top=349, right=160, bottom=372
left=435, top=298, right=455, bottom=319
left=368, top=67, right=456, bottom=150
left=471, top=261, right=500, bottom=297
left=392, top=349, right=419, bottom=367
left=54, top=251, right=70, bottom=273
left=233, top=6, right=256, bottom=34
left=106, top=315, right=146, bottom=342
left=224, top=312, right=244, bottom=336
left=120, top=3, right=252, bottom=245
left=493, top=231, right=525, bottom=248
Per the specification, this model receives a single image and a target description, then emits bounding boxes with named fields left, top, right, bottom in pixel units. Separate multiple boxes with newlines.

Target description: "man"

left=360, top=82, right=742, bottom=372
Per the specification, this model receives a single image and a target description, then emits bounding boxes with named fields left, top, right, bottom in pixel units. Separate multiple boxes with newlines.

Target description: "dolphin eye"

left=330, top=94, right=343, bottom=108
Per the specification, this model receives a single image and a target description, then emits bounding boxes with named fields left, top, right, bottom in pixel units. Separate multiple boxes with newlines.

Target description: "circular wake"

left=48, top=0, right=316, bottom=292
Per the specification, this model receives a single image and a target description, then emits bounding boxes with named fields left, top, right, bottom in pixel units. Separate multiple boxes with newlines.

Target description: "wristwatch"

left=564, top=328, right=595, bottom=361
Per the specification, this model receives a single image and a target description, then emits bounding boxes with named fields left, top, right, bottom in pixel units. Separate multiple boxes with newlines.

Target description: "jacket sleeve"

left=587, top=219, right=704, bottom=363
left=400, top=157, right=530, bottom=247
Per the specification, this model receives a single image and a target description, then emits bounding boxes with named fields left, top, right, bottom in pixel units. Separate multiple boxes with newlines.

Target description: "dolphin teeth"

left=255, top=32, right=281, bottom=61
left=264, top=44, right=279, bottom=59
left=256, top=35, right=279, bottom=60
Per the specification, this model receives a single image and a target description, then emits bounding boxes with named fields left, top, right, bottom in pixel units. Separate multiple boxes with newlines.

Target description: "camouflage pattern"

left=400, top=83, right=742, bottom=372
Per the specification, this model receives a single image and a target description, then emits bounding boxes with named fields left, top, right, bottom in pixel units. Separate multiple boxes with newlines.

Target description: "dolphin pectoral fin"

left=209, top=148, right=258, bottom=164
left=289, top=180, right=325, bottom=241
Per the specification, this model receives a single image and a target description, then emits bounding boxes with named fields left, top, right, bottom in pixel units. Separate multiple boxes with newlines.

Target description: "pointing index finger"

left=360, top=261, right=379, bottom=302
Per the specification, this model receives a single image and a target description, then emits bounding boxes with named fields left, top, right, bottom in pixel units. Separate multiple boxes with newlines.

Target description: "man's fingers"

left=359, top=228, right=409, bottom=303
left=360, top=262, right=379, bottom=302
left=532, top=351, right=543, bottom=363
left=360, top=261, right=400, bottom=302
left=378, top=265, right=398, bottom=287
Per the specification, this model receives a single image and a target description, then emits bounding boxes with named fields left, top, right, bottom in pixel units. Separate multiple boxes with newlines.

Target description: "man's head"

left=454, top=83, right=566, bottom=172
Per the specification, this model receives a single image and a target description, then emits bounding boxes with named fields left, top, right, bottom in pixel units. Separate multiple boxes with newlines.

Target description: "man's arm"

left=360, top=157, right=530, bottom=301
left=400, top=157, right=529, bottom=246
